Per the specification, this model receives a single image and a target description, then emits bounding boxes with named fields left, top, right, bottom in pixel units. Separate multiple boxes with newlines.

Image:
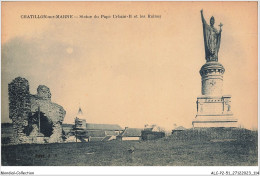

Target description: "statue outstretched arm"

left=201, top=9, right=206, bottom=24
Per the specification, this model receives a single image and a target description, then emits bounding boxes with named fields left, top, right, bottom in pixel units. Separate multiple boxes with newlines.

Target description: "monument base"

left=192, top=115, right=238, bottom=128
left=193, top=95, right=238, bottom=128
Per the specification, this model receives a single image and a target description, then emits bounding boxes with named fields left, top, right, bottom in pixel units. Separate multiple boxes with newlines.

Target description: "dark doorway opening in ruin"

left=24, top=112, right=53, bottom=137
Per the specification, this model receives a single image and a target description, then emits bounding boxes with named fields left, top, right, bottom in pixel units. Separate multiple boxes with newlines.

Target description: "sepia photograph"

left=1, top=1, right=259, bottom=175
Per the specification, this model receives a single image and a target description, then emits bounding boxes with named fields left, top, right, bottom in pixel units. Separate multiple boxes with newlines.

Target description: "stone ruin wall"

left=8, top=77, right=31, bottom=144
left=8, top=77, right=66, bottom=144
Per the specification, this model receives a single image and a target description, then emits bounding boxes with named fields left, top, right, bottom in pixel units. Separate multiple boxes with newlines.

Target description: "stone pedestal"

left=192, top=61, right=238, bottom=127
left=192, top=95, right=238, bottom=127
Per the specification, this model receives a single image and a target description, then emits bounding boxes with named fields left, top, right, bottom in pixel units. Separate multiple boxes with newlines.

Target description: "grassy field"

left=1, top=128, right=258, bottom=166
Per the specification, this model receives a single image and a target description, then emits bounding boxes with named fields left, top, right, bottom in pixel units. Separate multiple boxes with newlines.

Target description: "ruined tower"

left=8, top=77, right=31, bottom=144
left=8, top=77, right=66, bottom=144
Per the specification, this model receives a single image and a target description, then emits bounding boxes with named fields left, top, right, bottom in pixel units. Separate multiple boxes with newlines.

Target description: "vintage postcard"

left=1, top=1, right=259, bottom=175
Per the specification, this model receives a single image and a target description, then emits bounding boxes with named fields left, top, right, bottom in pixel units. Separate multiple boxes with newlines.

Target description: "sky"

left=1, top=2, right=258, bottom=130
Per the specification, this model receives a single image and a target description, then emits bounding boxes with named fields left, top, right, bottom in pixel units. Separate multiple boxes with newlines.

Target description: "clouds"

left=1, top=2, right=258, bottom=130
left=1, top=27, right=84, bottom=122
